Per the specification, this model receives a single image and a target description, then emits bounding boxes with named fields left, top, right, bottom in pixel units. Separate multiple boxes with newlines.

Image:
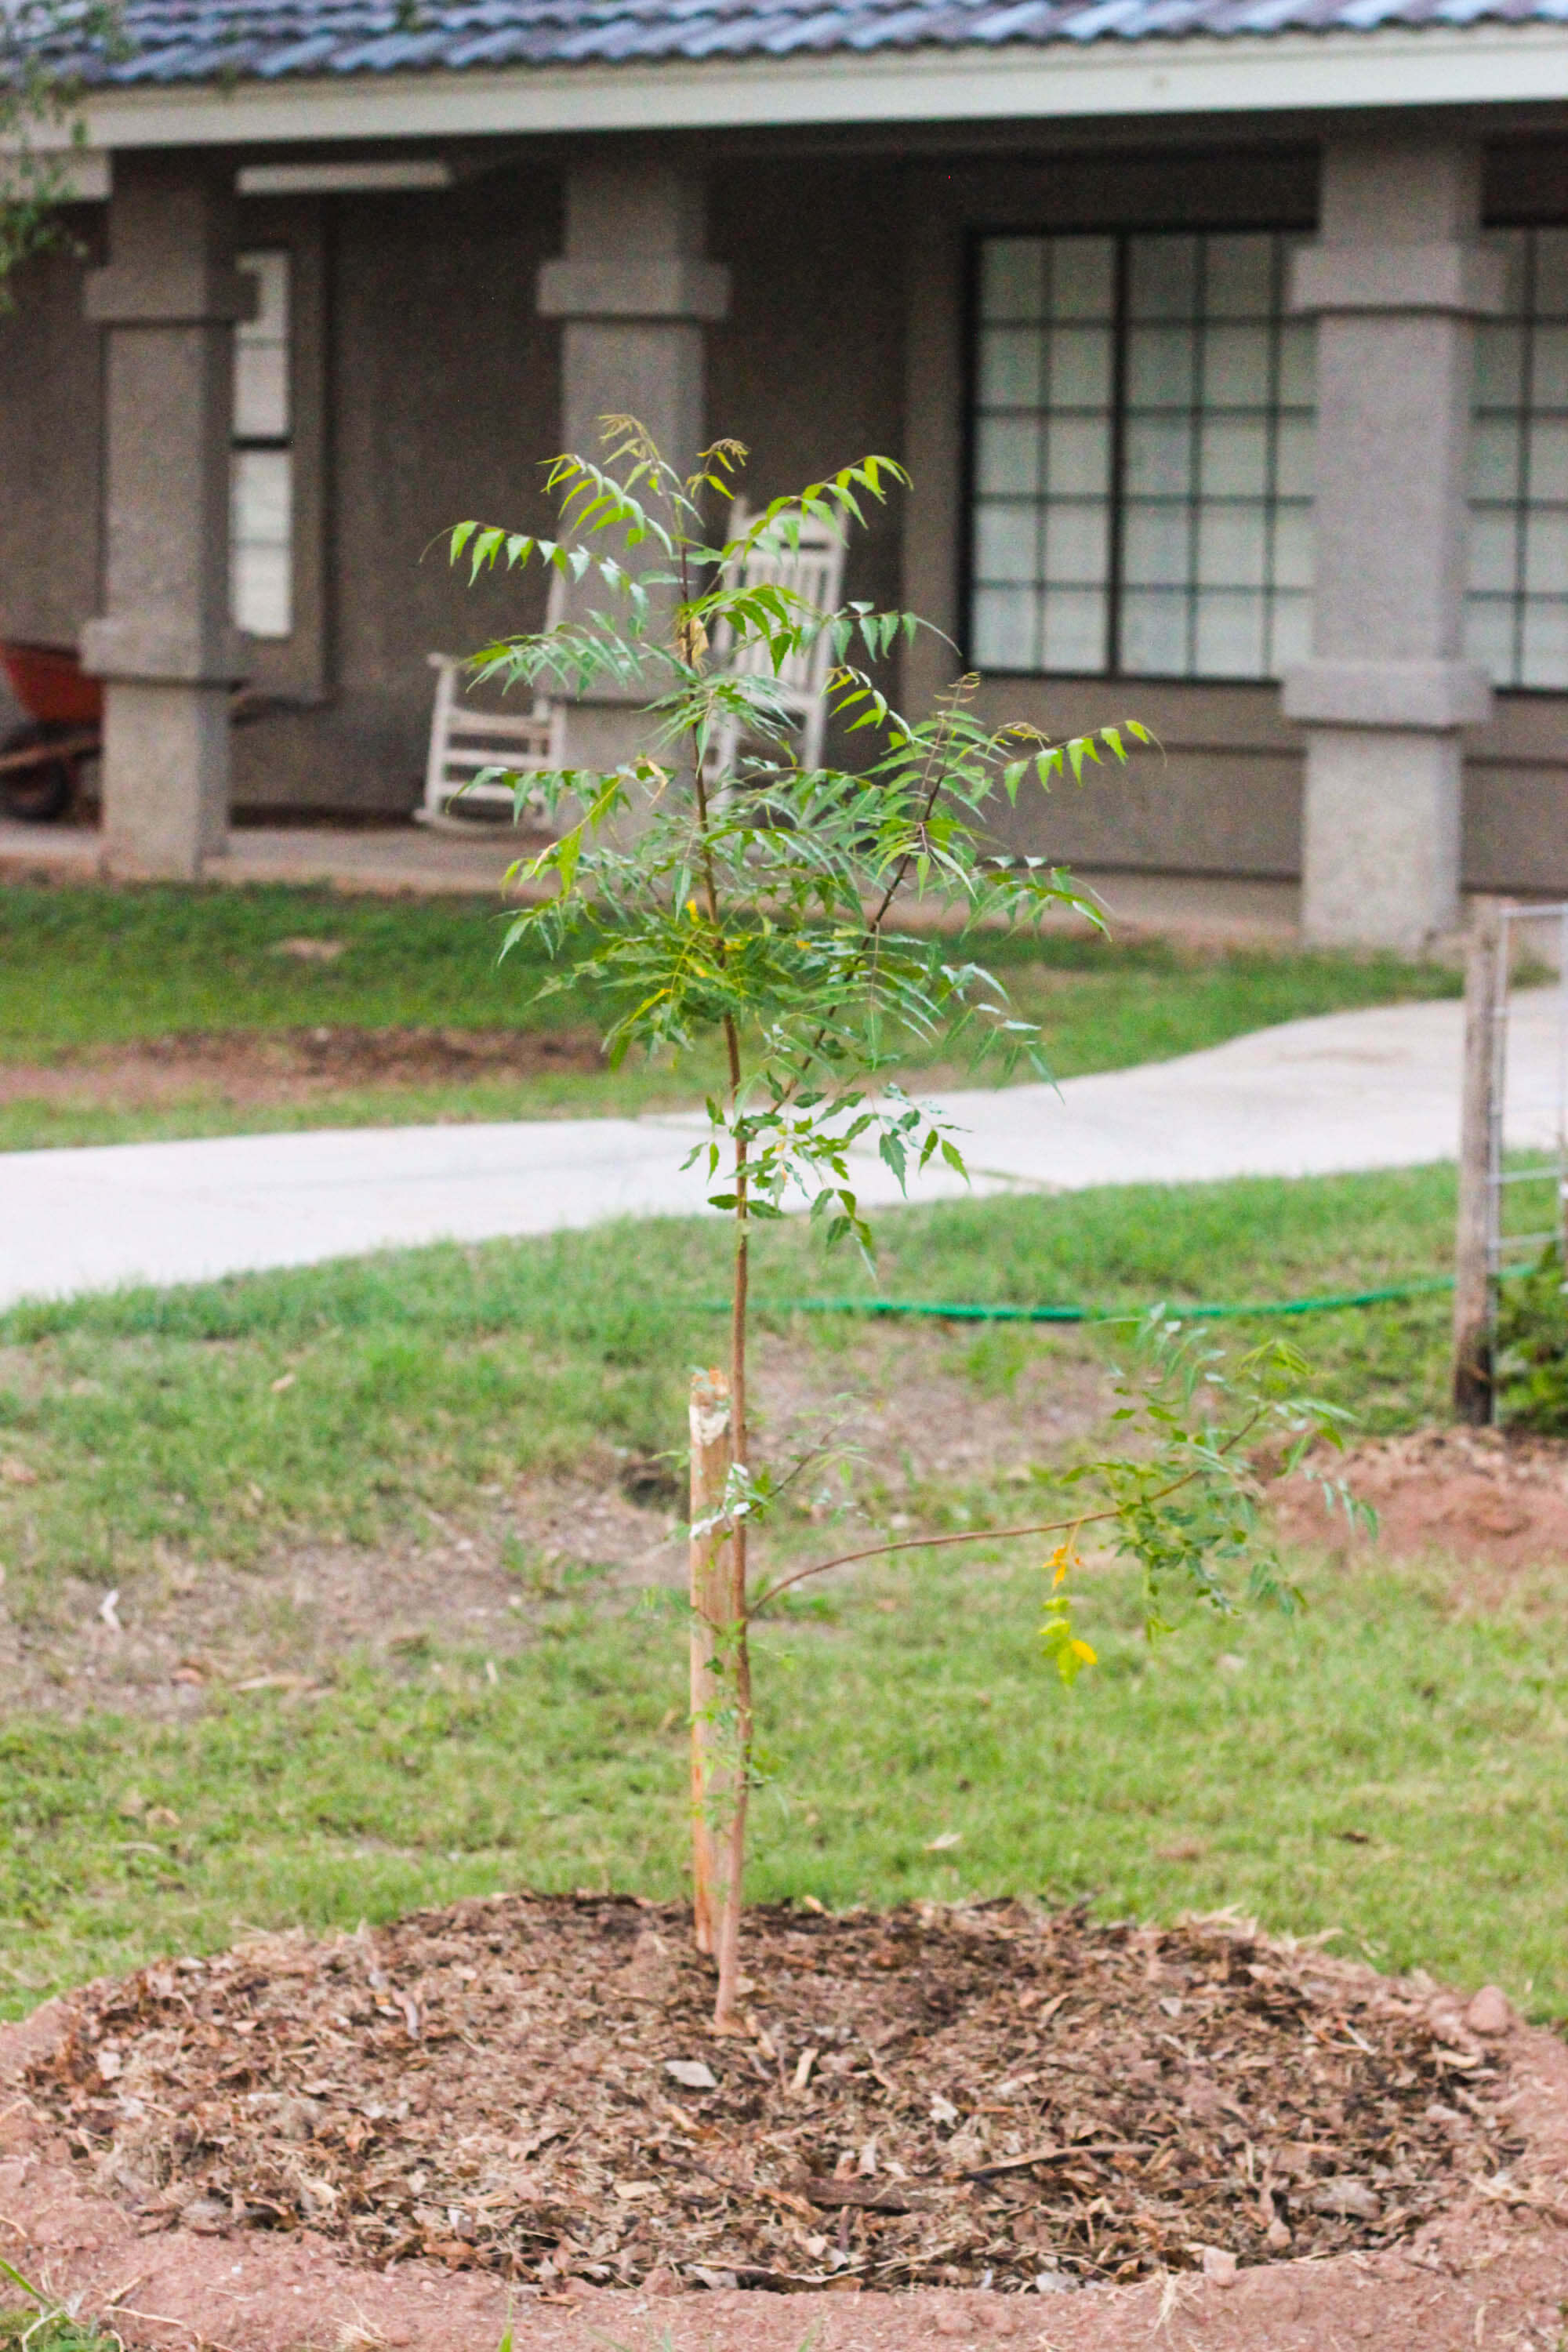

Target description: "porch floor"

left=0, top=817, right=521, bottom=900
left=0, top=815, right=1304, bottom=940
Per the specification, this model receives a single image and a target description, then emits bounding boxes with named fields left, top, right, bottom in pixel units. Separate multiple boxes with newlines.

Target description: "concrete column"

left=1284, top=139, right=1504, bottom=952
left=82, top=154, right=249, bottom=879
left=536, top=159, right=730, bottom=768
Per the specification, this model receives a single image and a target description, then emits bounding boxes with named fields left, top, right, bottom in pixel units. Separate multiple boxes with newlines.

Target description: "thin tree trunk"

left=711, top=1122, right=752, bottom=2033
left=688, top=1367, right=732, bottom=1956
left=1454, top=897, right=1505, bottom=1425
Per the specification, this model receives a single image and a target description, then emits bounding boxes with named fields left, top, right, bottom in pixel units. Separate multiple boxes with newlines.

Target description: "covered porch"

left=2, top=53, right=1566, bottom=948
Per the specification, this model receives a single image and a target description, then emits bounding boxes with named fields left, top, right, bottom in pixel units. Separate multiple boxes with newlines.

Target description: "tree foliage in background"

left=0, top=0, right=118, bottom=307
left=452, top=422, right=1360, bottom=2029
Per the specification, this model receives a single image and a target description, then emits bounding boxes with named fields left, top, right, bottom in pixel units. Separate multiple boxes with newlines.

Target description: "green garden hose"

left=707, top=1273, right=1470, bottom=1328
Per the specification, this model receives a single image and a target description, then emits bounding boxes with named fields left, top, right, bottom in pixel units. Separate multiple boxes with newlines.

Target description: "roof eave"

left=28, top=20, right=1568, bottom=154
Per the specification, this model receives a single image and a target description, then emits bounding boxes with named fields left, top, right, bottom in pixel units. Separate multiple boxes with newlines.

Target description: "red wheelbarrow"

left=0, top=640, right=103, bottom=822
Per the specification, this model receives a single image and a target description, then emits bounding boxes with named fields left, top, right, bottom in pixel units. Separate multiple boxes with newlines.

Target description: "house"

left=2, top=0, right=1566, bottom=947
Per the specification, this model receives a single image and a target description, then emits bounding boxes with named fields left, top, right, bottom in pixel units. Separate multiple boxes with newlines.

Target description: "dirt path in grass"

left=0, top=1025, right=606, bottom=1109
left=0, top=1327, right=1114, bottom=1716
left=5, top=1315, right=1568, bottom=1717
left=1, top=1896, right=1565, bottom=2352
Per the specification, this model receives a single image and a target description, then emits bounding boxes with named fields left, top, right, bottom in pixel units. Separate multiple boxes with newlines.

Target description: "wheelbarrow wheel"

left=0, top=721, right=77, bottom=822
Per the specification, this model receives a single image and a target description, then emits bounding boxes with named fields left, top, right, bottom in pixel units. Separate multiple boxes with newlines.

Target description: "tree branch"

left=745, top=1407, right=1265, bottom=1618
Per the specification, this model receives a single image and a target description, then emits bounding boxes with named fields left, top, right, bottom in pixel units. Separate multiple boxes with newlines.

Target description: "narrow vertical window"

left=972, top=235, right=1115, bottom=673
left=1468, top=227, right=1568, bottom=691
left=231, top=249, right=293, bottom=641
left=967, top=229, right=1314, bottom=681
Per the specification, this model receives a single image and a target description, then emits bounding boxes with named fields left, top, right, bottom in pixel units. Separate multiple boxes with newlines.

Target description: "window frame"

left=230, top=201, right=329, bottom=702
left=960, top=220, right=1314, bottom=688
left=232, top=245, right=294, bottom=644
left=1467, top=218, right=1568, bottom=699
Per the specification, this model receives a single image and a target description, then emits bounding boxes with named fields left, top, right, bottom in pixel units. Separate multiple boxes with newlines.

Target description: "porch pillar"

left=537, top=159, right=730, bottom=769
left=1284, top=139, right=1504, bottom=952
left=82, top=154, right=249, bottom=880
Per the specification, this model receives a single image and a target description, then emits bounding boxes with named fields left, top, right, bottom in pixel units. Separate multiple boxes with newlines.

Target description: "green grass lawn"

left=0, top=880, right=1458, bottom=1149
left=5, top=1165, right=1563, bottom=2024
left=0, top=882, right=590, bottom=1051
left=0, top=1163, right=1462, bottom=1599
left=4, top=1552, right=1564, bottom=2022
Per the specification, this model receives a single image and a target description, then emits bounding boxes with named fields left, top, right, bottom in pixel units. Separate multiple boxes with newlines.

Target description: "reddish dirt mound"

left=0, top=1025, right=603, bottom=1109
left=19, top=1896, right=1528, bottom=2291
left=1275, top=1424, right=1568, bottom=1570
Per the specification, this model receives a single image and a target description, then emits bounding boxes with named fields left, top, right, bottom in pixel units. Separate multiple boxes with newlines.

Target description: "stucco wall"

left=708, top=158, right=906, bottom=628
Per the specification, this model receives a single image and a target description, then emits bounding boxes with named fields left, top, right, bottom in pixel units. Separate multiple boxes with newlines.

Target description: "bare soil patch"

left=14, top=1348, right=1568, bottom=1724
left=0, top=1472, right=676, bottom=1718
left=15, top=1897, right=1544, bottom=2292
left=0, top=1329, right=1112, bottom=1719
left=1273, top=1425, right=1568, bottom=1573
left=0, top=1026, right=604, bottom=1109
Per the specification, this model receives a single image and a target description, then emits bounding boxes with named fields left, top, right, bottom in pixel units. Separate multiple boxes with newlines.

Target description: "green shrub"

left=1495, top=1244, right=1568, bottom=1433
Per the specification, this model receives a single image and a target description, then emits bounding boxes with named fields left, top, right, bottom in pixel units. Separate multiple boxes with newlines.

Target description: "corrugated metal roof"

left=27, top=0, right=1568, bottom=88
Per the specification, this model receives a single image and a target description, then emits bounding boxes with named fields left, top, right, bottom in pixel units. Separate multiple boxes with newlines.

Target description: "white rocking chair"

left=417, top=650, right=564, bottom=829
left=701, top=502, right=848, bottom=786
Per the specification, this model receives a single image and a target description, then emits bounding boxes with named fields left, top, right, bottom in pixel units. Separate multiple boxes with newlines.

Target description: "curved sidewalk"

left=0, top=991, right=1559, bottom=1311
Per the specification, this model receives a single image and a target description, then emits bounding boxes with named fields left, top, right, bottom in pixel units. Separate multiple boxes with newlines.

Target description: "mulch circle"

left=24, top=1896, right=1525, bottom=2295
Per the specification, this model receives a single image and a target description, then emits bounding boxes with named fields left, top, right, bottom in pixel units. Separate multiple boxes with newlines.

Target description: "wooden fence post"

left=1453, top=898, right=1505, bottom=1425
left=688, top=1367, right=732, bottom=1957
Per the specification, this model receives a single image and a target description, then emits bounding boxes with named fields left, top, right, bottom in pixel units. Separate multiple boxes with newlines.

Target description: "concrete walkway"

left=0, top=989, right=1560, bottom=1311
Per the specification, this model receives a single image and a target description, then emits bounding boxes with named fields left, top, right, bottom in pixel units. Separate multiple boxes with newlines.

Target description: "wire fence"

left=1486, top=904, right=1568, bottom=1294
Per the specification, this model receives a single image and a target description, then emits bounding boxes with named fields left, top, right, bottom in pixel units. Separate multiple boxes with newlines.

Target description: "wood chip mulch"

left=25, top=1895, right=1522, bottom=2295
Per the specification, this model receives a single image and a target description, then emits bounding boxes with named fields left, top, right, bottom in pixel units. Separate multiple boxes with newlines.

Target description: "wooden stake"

left=1454, top=897, right=1505, bottom=1425
left=688, top=1367, right=732, bottom=1957
left=710, top=1526, right=752, bottom=2034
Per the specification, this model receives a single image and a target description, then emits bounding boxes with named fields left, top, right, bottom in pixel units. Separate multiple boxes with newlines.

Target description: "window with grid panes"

left=968, top=230, right=1316, bottom=681
left=231, top=249, right=293, bottom=640
left=1467, top=227, right=1568, bottom=691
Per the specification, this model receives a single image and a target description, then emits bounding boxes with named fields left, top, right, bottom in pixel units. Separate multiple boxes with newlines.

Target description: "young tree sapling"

left=451, top=423, right=1359, bottom=2030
